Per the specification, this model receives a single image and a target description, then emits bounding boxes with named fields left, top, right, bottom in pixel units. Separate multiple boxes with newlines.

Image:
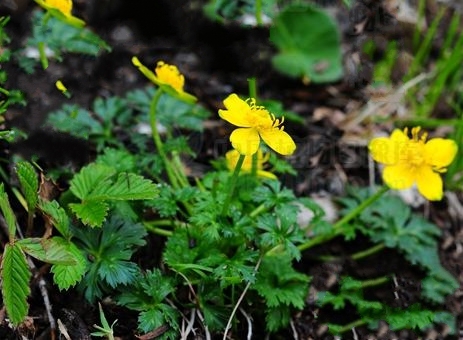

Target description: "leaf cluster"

left=338, top=187, right=459, bottom=304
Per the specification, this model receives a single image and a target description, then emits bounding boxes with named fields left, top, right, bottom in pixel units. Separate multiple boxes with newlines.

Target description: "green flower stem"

left=255, top=0, right=263, bottom=26
left=395, top=118, right=462, bottom=128
left=143, top=222, right=173, bottom=237
left=248, top=78, right=259, bottom=177
left=360, top=275, right=390, bottom=289
left=249, top=203, right=268, bottom=218
left=38, top=12, right=51, bottom=70
left=335, top=319, right=367, bottom=334
left=316, top=243, right=386, bottom=262
left=149, top=89, right=180, bottom=189
left=350, top=243, right=386, bottom=261
left=221, top=154, right=246, bottom=216
left=298, top=186, right=389, bottom=252
left=0, top=87, right=9, bottom=96
left=38, top=42, right=49, bottom=70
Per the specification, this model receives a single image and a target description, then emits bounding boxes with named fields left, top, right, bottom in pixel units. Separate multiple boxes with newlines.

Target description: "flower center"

left=402, top=127, right=428, bottom=167
left=246, top=99, right=282, bottom=131
left=155, top=61, right=185, bottom=92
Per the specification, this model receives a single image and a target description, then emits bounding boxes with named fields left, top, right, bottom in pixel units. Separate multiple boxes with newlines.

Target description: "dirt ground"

left=1, top=0, right=462, bottom=339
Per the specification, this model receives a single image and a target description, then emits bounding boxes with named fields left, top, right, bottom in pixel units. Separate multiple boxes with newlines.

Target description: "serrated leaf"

left=18, top=237, right=77, bottom=265
left=0, top=183, right=17, bottom=239
left=15, top=161, right=38, bottom=213
left=96, top=148, right=135, bottom=173
left=98, top=259, right=138, bottom=288
left=70, top=163, right=115, bottom=199
left=89, top=172, right=158, bottom=201
left=386, top=304, right=434, bottom=331
left=270, top=4, right=343, bottom=83
left=69, top=200, right=109, bottom=227
left=46, top=105, right=104, bottom=139
left=1, top=243, right=31, bottom=325
left=39, top=199, right=72, bottom=239
left=51, top=241, right=87, bottom=290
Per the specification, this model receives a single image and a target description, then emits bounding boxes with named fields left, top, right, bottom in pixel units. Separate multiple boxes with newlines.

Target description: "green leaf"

left=69, top=200, right=109, bottom=227
left=26, top=10, right=110, bottom=57
left=15, top=161, right=38, bottom=213
left=51, top=241, right=87, bottom=290
left=69, top=163, right=157, bottom=227
left=39, top=199, right=72, bottom=239
left=0, top=183, right=17, bottom=239
left=270, top=4, right=343, bottom=83
left=1, top=243, right=31, bottom=325
left=70, top=163, right=116, bottom=199
left=17, top=237, right=77, bottom=265
left=73, top=215, right=147, bottom=302
left=46, top=105, right=104, bottom=139
left=96, top=148, right=135, bottom=173
left=89, top=172, right=159, bottom=201
left=253, top=255, right=310, bottom=310
left=386, top=304, right=435, bottom=331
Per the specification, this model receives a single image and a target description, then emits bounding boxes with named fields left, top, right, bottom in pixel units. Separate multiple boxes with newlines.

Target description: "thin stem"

left=334, top=186, right=389, bottom=229
left=316, top=243, right=386, bottom=262
left=249, top=203, right=267, bottom=218
left=350, top=243, right=386, bottom=261
left=255, top=0, right=263, bottom=26
left=0, top=87, right=9, bottom=96
left=38, top=42, right=49, bottom=70
left=223, top=255, right=263, bottom=340
left=221, top=154, right=245, bottom=216
left=149, top=89, right=179, bottom=189
left=248, top=78, right=259, bottom=177
left=360, top=275, right=390, bottom=289
left=298, top=186, right=389, bottom=252
left=336, top=319, right=367, bottom=334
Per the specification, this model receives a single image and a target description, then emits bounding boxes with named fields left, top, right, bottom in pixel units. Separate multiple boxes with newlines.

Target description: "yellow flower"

left=369, top=127, right=458, bottom=201
left=35, top=0, right=85, bottom=27
left=218, top=94, right=296, bottom=156
left=226, top=149, right=277, bottom=179
left=55, top=80, right=71, bottom=98
left=131, top=57, right=197, bottom=104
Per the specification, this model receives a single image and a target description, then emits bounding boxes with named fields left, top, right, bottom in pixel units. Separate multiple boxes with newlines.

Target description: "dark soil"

left=1, top=0, right=462, bottom=339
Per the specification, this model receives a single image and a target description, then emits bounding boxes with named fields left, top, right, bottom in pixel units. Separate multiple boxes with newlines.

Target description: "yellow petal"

left=382, top=164, right=415, bottom=189
left=416, top=166, right=443, bottom=201
left=424, top=138, right=458, bottom=168
left=369, top=129, right=408, bottom=165
left=230, top=128, right=260, bottom=155
left=218, top=94, right=252, bottom=127
left=257, top=170, right=277, bottom=179
left=259, top=128, right=296, bottom=156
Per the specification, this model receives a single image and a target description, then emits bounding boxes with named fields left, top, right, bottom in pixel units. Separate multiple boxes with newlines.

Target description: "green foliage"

left=1, top=243, right=31, bottom=325
left=17, top=10, right=110, bottom=73
left=270, top=4, right=343, bottom=83
left=204, top=0, right=278, bottom=24
left=50, top=240, right=87, bottom=290
left=0, top=183, right=17, bottom=238
left=318, top=276, right=455, bottom=335
left=69, top=163, right=158, bottom=227
left=91, top=303, right=118, bottom=339
left=72, top=215, right=148, bottom=302
left=17, top=237, right=77, bottom=265
left=338, top=187, right=459, bottom=304
left=15, top=161, right=39, bottom=214
left=253, top=255, right=310, bottom=332
left=116, top=269, right=179, bottom=338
